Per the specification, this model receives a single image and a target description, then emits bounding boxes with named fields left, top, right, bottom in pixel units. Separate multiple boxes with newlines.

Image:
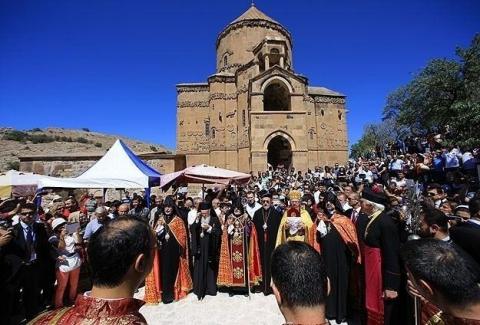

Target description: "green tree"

left=379, top=33, right=480, bottom=148
left=350, top=118, right=404, bottom=159
left=383, top=59, right=461, bottom=136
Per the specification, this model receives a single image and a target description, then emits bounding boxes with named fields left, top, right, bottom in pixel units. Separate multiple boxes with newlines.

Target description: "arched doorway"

left=267, top=135, right=292, bottom=170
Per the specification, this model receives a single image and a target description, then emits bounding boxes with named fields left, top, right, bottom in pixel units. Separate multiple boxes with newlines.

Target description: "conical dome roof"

left=215, top=4, right=292, bottom=72
left=217, top=4, right=291, bottom=49
left=229, top=4, right=280, bottom=26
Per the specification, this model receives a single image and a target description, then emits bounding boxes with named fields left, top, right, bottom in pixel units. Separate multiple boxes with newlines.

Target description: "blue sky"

left=1, top=0, right=479, bottom=150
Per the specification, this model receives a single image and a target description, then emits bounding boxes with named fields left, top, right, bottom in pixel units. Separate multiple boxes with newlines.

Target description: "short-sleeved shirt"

left=83, top=218, right=103, bottom=240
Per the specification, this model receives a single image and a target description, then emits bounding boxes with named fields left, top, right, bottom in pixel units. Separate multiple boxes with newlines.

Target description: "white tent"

left=38, top=139, right=161, bottom=189
left=0, top=170, right=47, bottom=198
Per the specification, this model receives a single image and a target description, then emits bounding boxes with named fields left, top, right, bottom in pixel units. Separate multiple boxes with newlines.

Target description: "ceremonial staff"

left=244, top=216, right=251, bottom=300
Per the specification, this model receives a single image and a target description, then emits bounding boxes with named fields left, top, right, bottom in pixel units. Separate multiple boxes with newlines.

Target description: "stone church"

left=176, top=5, right=348, bottom=173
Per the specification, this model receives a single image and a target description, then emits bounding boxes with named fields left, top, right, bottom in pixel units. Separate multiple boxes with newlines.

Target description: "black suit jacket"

left=450, top=221, right=480, bottom=265
left=345, top=208, right=369, bottom=242
left=2, top=222, right=52, bottom=280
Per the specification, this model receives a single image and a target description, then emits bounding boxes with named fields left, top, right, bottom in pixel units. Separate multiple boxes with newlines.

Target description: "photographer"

left=48, top=218, right=82, bottom=308
left=2, top=202, right=53, bottom=321
left=0, top=218, right=15, bottom=324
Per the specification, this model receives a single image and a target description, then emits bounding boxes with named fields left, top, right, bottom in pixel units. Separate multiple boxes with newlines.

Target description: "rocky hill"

left=0, top=127, right=171, bottom=172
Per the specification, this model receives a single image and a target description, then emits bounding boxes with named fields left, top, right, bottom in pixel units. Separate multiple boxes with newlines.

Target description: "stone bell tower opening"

left=264, top=82, right=290, bottom=111
left=267, top=135, right=292, bottom=170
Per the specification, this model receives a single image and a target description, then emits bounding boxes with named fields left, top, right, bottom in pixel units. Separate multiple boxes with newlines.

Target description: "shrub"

left=3, top=130, right=28, bottom=142
left=94, top=142, right=102, bottom=148
left=76, top=137, right=89, bottom=144
left=150, top=145, right=158, bottom=152
left=6, top=160, right=19, bottom=171
left=30, top=134, right=55, bottom=144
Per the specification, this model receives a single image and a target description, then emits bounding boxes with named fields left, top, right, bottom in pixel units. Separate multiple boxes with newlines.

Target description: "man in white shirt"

left=426, top=184, right=447, bottom=209
left=442, top=147, right=462, bottom=171
left=245, top=191, right=261, bottom=219
left=313, top=184, right=322, bottom=205
left=337, top=193, right=351, bottom=212
left=389, top=155, right=405, bottom=174
left=395, top=172, right=407, bottom=189
left=212, top=198, right=221, bottom=218
left=188, top=197, right=202, bottom=226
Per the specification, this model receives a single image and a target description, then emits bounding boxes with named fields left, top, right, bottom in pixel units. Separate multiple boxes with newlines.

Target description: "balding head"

left=118, top=203, right=130, bottom=216
left=347, top=192, right=361, bottom=208
left=95, top=206, right=108, bottom=223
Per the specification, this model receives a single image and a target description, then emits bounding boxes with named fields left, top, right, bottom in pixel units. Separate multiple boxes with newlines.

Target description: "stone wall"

left=19, top=153, right=186, bottom=177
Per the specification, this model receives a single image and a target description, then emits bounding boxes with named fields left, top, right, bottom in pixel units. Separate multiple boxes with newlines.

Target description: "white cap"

left=51, top=218, right=67, bottom=231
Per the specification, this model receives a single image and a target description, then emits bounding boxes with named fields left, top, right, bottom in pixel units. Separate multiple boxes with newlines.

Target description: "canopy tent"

left=0, top=170, right=46, bottom=199
left=38, top=139, right=162, bottom=189
left=160, top=164, right=251, bottom=191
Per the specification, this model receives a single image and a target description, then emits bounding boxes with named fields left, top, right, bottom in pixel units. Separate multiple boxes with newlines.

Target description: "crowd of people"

left=0, top=142, right=479, bottom=324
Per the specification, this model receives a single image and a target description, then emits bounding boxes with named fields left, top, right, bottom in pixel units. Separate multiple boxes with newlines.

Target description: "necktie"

left=352, top=210, right=358, bottom=224
left=26, top=226, right=33, bottom=245
left=26, top=226, right=34, bottom=259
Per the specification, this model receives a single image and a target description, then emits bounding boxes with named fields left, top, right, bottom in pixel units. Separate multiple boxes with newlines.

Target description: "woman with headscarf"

left=316, top=192, right=360, bottom=324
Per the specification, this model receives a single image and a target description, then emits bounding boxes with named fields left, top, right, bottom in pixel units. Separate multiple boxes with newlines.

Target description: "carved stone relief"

left=177, top=101, right=209, bottom=108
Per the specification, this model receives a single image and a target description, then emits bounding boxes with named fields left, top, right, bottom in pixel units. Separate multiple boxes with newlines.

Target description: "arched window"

left=205, top=120, right=210, bottom=136
left=321, top=109, right=325, bottom=116
left=338, top=110, right=342, bottom=120
left=223, top=55, right=228, bottom=67
left=263, top=81, right=290, bottom=111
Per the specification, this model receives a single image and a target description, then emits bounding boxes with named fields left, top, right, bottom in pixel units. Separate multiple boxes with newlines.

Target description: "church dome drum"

left=216, top=4, right=292, bottom=74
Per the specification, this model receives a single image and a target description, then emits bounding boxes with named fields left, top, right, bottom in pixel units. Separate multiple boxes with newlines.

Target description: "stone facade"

left=19, top=153, right=185, bottom=178
left=176, top=5, right=348, bottom=173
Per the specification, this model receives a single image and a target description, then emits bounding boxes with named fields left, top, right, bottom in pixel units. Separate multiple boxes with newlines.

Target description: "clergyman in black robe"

left=190, top=202, right=222, bottom=300
left=154, top=198, right=183, bottom=304
left=317, top=193, right=359, bottom=324
left=252, top=193, right=281, bottom=295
